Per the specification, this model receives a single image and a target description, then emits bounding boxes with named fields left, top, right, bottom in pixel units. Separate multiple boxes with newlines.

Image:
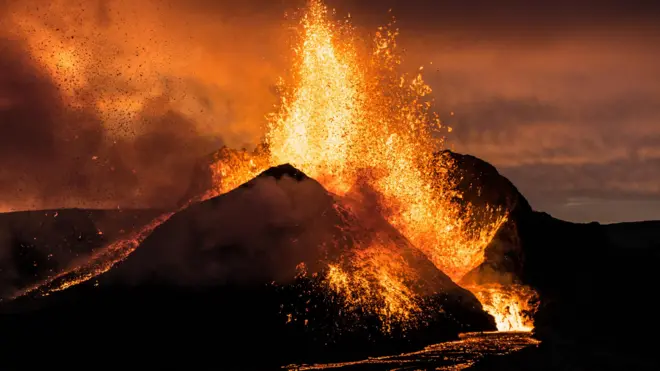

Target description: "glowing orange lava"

left=207, top=0, right=507, bottom=281
left=468, top=284, right=539, bottom=332
left=206, top=0, right=516, bottom=328
left=11, top=211, right=175, bottom=299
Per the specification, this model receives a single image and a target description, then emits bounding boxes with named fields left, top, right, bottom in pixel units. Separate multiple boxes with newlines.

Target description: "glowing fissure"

left=12, top=211, right=175, bottom=299
left=469, top=284, right=539, bottom=332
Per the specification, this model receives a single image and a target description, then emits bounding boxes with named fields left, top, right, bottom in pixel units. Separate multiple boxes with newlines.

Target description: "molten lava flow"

left=468, top=284, right=538, bottom=332
left=11, top=212, right=175, bottom=298
left=325, top=245, right=421, bottom=332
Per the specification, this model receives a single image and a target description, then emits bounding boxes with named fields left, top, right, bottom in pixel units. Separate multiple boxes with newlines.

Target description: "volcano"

left=0, top=163, right=495, bottom=368
left=0, top=152, right=658, bottom=370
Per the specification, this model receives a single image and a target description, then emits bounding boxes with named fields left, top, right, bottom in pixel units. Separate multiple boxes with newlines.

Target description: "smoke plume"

left=0, top=0, right=287, bottom=211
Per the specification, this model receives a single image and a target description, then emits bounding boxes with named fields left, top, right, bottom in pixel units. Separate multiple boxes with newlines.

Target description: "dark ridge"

left=442, top=151, right=660, bottom=366
left=439, top=150, right=533, bottom=285
left=0, top=208, right=163, bottom=298
left=254, top=163, right=308, bottom=182
left=438, top=149, right=531, bottom=214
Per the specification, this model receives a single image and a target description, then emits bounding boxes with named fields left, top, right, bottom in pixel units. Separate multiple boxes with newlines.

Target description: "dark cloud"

left=448, top=98, right=566, bottom=134
left=0, top=37, right=219, bottom=211
left=503, top=159, right=660, bottom=201
left=400, top=22, right=660, bottom=222
left=500, top=158, right=660, bottom=223
left=0, top=0, right=285, bottom=211
left=327, top=0, right=660, bottom=46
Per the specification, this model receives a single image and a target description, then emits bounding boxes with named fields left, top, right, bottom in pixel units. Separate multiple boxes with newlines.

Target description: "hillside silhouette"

left=0, top=163, right=494, bottom=368
left=0, top=150, right=658, bottom=369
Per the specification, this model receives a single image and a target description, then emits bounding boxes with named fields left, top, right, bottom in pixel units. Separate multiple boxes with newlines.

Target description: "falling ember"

left=207, top=146, right=271, bottom=197
left=11, top=212, right=175, bottom=299
left=468, top=284, right=539, bottom=332
left=325, top=242, right=423, bottom=332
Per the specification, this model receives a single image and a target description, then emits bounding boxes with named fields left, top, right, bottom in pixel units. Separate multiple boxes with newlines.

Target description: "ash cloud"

left=0, top=38, right=217, bottom=210
left=0, top=0, right=288, bottom=211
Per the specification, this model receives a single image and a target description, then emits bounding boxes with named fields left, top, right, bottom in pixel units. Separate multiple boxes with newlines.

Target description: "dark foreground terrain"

left=290, top=330, right=656, bottom=371
left=287, top=331, right=540, bottom=370
left=298, top=332, right=658, bottom=371
left=0, top=151, right=658, bottom=370
left=0, top=164, right=494, bottom=369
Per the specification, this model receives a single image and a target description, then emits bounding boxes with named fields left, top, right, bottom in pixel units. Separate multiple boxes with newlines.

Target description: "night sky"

left=1, top=0, right=659, bottom=223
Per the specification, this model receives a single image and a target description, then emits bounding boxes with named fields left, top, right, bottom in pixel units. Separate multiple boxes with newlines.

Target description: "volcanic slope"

left=445, top=151, right=660, bottom=370
left=0, top=208, right=162, bottom=298
left=0, top=164, right=495, bottom=368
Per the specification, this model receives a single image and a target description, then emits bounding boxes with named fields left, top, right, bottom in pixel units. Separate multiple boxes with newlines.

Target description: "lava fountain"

left=209, top=0, right=507, bottom=282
